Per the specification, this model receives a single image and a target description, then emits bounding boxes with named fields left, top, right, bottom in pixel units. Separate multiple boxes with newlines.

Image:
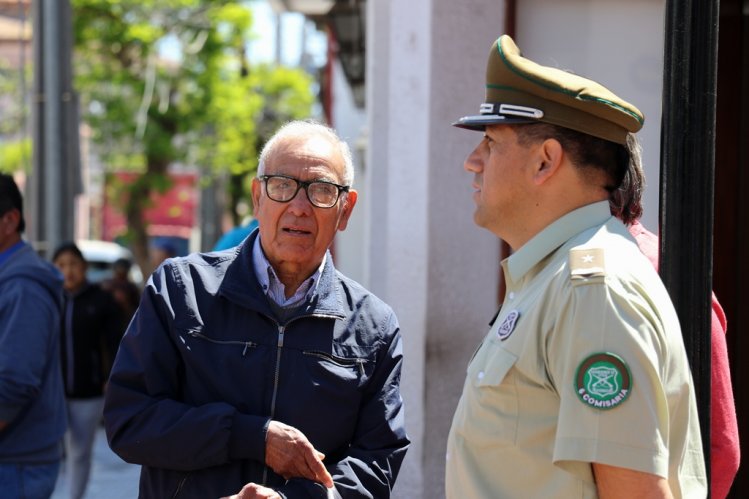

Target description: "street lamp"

left=328, top=0, right=366, bottom=108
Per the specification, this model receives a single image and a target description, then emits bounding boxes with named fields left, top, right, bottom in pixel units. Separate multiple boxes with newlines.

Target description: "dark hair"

left=113, top=257, right=132, bottom=272
left=513, top=123, right=629, bottom=194
left=608, top=133, right=645, bottom=225
left=0, top=173, right=26, bottom=233
left=52, top=242, right=86, bottom=264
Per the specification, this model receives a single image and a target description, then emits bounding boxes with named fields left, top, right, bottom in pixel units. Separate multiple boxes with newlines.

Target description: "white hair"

left=257, top=120, right=355, bottom=186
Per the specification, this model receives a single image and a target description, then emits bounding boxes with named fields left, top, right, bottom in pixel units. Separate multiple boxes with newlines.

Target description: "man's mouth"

left=283, top=227, right=312, bottom=235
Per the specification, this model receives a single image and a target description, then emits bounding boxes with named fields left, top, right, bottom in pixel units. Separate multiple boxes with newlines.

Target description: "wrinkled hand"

left=220, top=482, right=281, bottom=499
left=265, top=420, right=334, bottom=488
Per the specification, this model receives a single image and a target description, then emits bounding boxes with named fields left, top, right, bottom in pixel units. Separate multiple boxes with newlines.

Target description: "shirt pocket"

left=465, top=338, right=520, bottom=445
left=174, top=325, right=270, bottom=406
left=301, top=349, right=372, bottom=388
left=284, top=348, right=374, bottom=448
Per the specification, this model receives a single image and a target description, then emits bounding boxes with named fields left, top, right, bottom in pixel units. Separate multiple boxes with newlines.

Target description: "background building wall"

left=330, top=56, right=367, bottom=284
left=363, top=1, right=504, bottom=497
left=516, top=0, right=665, bottom=231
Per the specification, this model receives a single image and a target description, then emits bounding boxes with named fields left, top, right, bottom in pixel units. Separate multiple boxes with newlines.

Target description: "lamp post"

left=30, top=0, right=79, bottom=255
left=659, top=0, right=719, bottom=485
left=328, top=0, right=366, bottom=108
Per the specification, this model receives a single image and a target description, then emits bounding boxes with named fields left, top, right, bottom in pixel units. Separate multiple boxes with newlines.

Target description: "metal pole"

left=42, top=0, right=63, bottom=255
left=30, top=0, right=45, bottom=248
left=60, top=0, right=80, bottom=241
left=275, top=12, right=283, bottom=64
left=659, top=0, right=720, bottom=489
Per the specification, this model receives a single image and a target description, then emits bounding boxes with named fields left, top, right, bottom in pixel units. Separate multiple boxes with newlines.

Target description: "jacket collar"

left=218, top=228, right=346, bottom=319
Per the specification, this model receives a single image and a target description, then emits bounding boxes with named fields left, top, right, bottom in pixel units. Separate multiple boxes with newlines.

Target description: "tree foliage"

left=0, top=61, right=32, bottom=174
left=71, top=0, right=314, bottom=274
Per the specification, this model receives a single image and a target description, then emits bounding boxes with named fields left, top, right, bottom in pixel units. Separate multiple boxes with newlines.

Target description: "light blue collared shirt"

left=252, top=235, right=325, bottom=308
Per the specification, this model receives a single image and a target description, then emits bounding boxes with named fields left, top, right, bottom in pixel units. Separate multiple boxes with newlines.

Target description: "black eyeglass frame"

left=258, top=174, right=350, bottom=209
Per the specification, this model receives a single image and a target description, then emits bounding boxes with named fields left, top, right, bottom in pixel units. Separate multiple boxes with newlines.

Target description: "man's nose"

left=287, top=186, right=313, bottom=214
left=464, top=147, right=483, bottom=173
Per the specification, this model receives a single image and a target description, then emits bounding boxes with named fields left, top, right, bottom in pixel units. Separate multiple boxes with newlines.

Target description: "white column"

left=366, top=1, right=505, bottom=497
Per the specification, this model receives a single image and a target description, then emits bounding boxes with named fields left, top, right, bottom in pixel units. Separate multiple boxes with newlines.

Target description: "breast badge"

left=497, top=309, right=520, bottom=340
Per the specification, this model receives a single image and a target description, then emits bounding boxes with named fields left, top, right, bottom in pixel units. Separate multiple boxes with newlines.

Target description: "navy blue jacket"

left=0, top=243, right=67, bottom=464
left=104, top=231, right=409, bottom=498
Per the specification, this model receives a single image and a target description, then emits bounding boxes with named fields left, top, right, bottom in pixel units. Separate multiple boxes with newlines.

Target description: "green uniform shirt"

left=446, top=201, right=706, bottom=499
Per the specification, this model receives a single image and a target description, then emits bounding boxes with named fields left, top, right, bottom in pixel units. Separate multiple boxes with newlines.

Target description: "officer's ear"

left=533, top=138, right=564, bottom=185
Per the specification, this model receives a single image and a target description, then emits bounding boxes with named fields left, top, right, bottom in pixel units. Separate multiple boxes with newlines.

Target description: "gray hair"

left=257, top=120, right=355, bottom=186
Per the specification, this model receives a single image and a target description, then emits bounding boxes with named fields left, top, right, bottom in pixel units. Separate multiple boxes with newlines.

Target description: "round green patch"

left=575, top=352, right=631, bottom=410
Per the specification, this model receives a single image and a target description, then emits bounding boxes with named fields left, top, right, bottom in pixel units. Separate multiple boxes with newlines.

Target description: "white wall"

left=366, top=1, right=504, bottom=497
left=330, top=57, right=367, bottom=284
left=517, top=0, right=666, bottom=231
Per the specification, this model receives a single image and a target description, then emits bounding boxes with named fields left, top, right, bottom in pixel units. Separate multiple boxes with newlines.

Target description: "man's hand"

left=221, top=483, right=281, bottom=499
left=265, top=420, right=334, bottom=488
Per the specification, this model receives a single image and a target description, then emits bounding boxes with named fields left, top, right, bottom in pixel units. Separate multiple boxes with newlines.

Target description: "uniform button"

left=477, top=371, right=485, bottom=380
left=508, top=292, right=515, bottom=300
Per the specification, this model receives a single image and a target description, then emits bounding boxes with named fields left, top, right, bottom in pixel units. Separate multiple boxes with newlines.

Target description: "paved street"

left=52, top=427, right=140, bottom=499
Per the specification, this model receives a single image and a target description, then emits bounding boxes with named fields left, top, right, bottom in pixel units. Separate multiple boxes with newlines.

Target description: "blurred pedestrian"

left=0, top=173, right=67, bottom=498
left=101, top=257, right=140, bottom=321
left=52, top=242, right=125, bottom=499
left=212, top=217, right=259, bottom=251
left=149, top=239, right=177, bottom=270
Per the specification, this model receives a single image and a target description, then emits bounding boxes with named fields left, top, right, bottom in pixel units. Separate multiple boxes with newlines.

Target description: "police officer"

left=445, top=35, right=706, bottom=498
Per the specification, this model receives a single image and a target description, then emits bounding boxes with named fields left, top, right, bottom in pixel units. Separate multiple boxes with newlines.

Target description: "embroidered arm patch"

left=575, top=352, right=632, bottom=410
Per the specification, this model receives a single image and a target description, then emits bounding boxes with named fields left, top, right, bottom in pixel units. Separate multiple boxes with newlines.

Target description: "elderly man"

left=445, top=35, right=706, bottom=498
left=104, top=121, right=409, bottom=499
left=0, top=173, right=67, bottom=498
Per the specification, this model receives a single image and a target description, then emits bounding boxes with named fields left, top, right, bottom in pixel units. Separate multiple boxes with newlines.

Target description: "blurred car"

left=77, top=239, right=143, bottom=287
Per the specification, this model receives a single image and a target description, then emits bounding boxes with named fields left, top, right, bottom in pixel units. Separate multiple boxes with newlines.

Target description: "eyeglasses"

left=259, top=175, right=350, bottom=209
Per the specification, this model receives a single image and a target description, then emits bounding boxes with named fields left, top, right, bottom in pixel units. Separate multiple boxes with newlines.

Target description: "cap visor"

left=452, top=114, right=537, bottom=130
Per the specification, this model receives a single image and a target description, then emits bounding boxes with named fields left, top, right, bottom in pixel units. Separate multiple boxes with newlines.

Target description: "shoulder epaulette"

left=569, top=247, right=606, bottom=281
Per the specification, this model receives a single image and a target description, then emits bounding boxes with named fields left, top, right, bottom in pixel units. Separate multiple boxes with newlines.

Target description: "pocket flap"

left=471, top=341, right=519, bottom=387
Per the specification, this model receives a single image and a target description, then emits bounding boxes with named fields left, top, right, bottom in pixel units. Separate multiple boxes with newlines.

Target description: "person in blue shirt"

left=213, top=217, right=259, bottom=251
left=0, top=173, right=67, bottom=499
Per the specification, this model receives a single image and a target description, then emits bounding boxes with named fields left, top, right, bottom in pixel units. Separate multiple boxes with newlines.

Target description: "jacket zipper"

left=303, top=350, right=366, bottom=377
left=260, top=312, right=341, bottom=485
left=170, top=474, right=189, bottom=498
left=262, top=324, right=286, bottom=485
left=187, top=330, right=257, bottom=356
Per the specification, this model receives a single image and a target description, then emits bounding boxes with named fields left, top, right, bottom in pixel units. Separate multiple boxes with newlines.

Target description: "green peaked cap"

left=453, top=35, right=644, bottom=144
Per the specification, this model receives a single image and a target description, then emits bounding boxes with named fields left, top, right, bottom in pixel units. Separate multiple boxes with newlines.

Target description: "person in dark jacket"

left=101, top=257, right=141, bottom=321
left=104, top=120, right=410, bottom=499
left=0, top=173, right=67, bottom=498
left=52, top=242, right=124, bottom=499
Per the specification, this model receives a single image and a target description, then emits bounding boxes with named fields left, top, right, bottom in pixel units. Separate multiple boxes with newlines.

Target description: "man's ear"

left=336, top=189, right=358, bottom=231
left=251, top=178, right=262, bottom=213
left=533, top=138, right=564, bottom=185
